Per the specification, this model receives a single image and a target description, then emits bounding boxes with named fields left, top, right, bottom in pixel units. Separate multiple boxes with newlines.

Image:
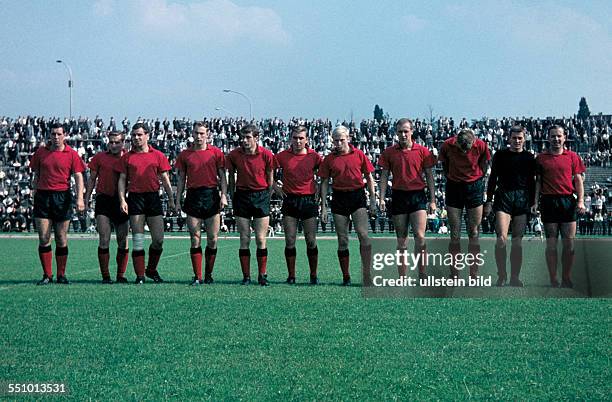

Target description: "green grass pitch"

left=0, top=235, right=610, bottom=400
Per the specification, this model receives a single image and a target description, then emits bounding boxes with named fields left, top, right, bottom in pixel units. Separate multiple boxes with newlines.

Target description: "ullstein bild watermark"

left=362, top=238, right=612, bottom=298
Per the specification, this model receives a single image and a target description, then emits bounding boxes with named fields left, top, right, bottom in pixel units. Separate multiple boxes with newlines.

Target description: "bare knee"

left=356, top=229, right=369, bottom=244
left=496, top=235, right=508, bottom=248
left=206, top=232, right=218, bottom=249
left=337, top=233, right=349, bottom=249
left=116, top=236, right=128, bottom=249
left=285, top=234, right=297, bottom=249
left=150, top=235, right=163, bottom=249
left=413, top=234, right=425, bottom=247
left=190, top=231, right=202, bottom=248
left=38, top=232, right=51, bottom=246
left=255, top=235, right=266, bottom=249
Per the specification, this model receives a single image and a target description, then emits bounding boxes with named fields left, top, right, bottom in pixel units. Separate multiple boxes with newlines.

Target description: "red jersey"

left=439, top=136, right=490, bottom=183
left=275, top=148, right=322, bottom=195
left=115, top=146, right=171, bottom=193
left=378, top=143, right=436, bottom=191
left=536, top=150, right=586, bottom=195
left=30, top=144, right=86, bottom=191
left=175, top=146, right=225, bottom=189
left=226, top=146, right=274, bottom=191
left=318, top=145, right=374, bottom=191
left=88, top=151, right=123, bottom=196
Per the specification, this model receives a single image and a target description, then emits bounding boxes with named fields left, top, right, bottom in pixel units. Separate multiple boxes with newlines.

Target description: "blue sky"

left=1, top=0, right=611, bottom=122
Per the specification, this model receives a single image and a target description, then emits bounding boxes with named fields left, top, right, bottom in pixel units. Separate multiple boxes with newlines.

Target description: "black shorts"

left=445, top=178, right=485, bottom=209
left=183, top=187, right=221, bottom=220
left=330, top=188, right=367, bottom=217
left=391, top=189, right=427, bottom=215
left=540, top=195, right=577, bottom=223
left=127, top=192, right=163, bottom=217
left=95, top=193, right=129, bottom=224
left=33, top=190, right=72, bottom=222
left=233, top=189, right=270, bottom=219
left=493, top=188, right=531, bottom=216
left=282, top=194, right=318, bottom=220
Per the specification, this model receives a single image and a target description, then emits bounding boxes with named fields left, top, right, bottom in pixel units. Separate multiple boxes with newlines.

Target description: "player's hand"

left=428, top=200, right=437, bottom=214
left=220, top=193, right=228, bottom=209
left=175, top=201, right=182, bottom=215
left=76, top=199, right=85, bottom=213
left=483, top=202, right=492, bottom=216
left=321, top=207, right=328, bottom=224
left=577, top=200, right=586, bottom=215
left=368, top=202, right=376, bottom=218
left=120, top=200, right=128, bottom=215
left=273, top=180, right=286, bottom=198
left=379, top=198, right=386, bottom=213
left=530, top=203, right=538, bottom=215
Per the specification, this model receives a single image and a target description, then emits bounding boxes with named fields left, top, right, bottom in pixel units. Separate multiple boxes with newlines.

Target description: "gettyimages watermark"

left=362, top=238, right=612, bottom=298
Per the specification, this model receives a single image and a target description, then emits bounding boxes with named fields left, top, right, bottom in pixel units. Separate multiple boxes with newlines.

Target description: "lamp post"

left=222, top=89, right=252, bottom=121
left=56, top=60, right=73, bottom=120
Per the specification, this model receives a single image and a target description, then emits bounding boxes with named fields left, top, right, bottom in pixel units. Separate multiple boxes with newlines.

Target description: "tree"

left=373, top=105, right=384, bottom=122
left=578, top=97, right=590, bottom=120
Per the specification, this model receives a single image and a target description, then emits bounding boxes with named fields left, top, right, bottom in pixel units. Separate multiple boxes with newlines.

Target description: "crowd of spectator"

left=1, top=113, right=611, bottom=235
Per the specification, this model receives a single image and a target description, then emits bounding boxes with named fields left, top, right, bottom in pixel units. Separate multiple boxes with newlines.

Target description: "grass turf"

left=0, top=236, right=610, bottom=400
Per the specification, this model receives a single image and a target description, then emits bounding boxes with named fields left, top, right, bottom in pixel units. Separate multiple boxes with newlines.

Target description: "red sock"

left=204, top=247, right=217, bottom=277
left=256, top=248, right=268, bottom=276
left=360, top=244, right=372, bottom=285
left=132, top=250, right=146, bottom=277
left=545, top=248, right=558, bottom=282
left=239, top=249, right=251, bottom=279
left=337, top=249, right=350, bottom=281
left=147, top=246, right=163, bottom=273
left=190, top=247, right=203, bottom=280
left=306, top=246, right=318, bottom=278
left=55, top=246, right=68, bottom=277
left=285, top=247, right=296, bottom=278
left=98, top=247, right=110, bottom=279
left=116, top=248, right=129, bottom=278
left=510, top=244, right=522, bottom=279
left=38, top=245, right=53, bottom=278
left=468, top=243, right=480, bottom=278
left=561, top=245, right=575, bottom=282
left=448, top=241, right=461, bottom=277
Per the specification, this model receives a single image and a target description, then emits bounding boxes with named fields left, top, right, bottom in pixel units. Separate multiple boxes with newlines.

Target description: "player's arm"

left=84, top=169, right=98, bottom=208
left=175, top=169, right=186, bottom=214
left=272, top=166, right=286, bottom=198
left=479, top=156, right=490, bottom=179
left=73, top=172, right=85, bottom=212
left=320, top=178, right=329, bottom=223
left=31, top=171, right=38, bottom=197
left=266, top=166, right=274, bottom=195
left=365, top=172, right=376, bottom=216
left=118, top=172, right=128, bottom=214
left=531, top=174, right=541, bottom=214
left=217, top=167, right=228, bottom=209
left=227, top=166, right=236, bottom=199
left=574, top=172, right=586, bottom=214
left=378, top=169, right=389, bottom=212
left=424, top=166, right=437, bottom=213
left=160, top=171, right=175, bottom=211
left=484, top=154, right=497, bottom=215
